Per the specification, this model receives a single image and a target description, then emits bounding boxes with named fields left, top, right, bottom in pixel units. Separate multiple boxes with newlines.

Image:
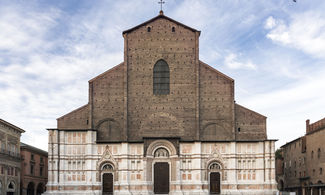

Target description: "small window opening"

left=238, top=128, right=241, bottom=132
left=172, top=27, right=175, bottom=32
left=147, top=27, right=151, bottom=32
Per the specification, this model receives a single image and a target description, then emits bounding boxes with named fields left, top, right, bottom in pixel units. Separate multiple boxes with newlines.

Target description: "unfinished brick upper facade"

left=57, top=13, right=266, bottom=143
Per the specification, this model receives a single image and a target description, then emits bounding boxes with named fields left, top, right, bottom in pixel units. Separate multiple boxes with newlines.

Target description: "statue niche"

left=96, top=118, right=122, bottom=142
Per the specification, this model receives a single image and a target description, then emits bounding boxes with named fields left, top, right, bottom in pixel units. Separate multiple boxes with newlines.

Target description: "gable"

left=57, top=104, right=89, bottom=129
left=123, top=12, right=200, bottom=35
left=235, top=103, right=267, bottom=141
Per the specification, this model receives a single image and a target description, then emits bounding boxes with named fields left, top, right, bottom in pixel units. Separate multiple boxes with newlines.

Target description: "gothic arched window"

left=153, top=59, right=170, bottom=95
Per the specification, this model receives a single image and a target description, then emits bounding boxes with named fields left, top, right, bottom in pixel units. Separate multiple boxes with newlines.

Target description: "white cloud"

left=264, top=16, right=276, bottom=29
left=241, top=68, right=325, bottom=148
left=224, top=53, right=256, bottom=70
left=0, top=2, right=124, bottom=151
left=266, top=12, right=325, bottom=59
left=0, top=6, right=59, bottom=53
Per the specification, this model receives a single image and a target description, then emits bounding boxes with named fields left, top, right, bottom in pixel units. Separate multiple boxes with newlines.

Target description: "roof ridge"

left=57, top=104, right=88, bottom=120
left=235, top=103, right=267, bottom=118
left=199, top=60, right=234, bottom=81
left=21, top=142, right=48, bottom=154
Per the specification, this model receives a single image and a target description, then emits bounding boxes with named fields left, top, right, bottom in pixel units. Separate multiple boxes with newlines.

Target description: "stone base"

left=43, top=189, right=278, bottom=195
left=43, top=191, right=101, bottom=195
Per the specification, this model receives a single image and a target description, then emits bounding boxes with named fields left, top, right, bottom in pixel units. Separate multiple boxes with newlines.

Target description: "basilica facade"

left=45, top=12, right=277, bottom=195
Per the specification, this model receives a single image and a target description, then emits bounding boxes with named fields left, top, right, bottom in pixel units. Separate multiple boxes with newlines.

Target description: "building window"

left=147, top=26, right=151, bottom=32
left=40, top=167, right=43, bottom=176
left=31, top=154, right=34, bottom=161
left=40, top=157, right=43, bottom=163
left=318, top=148, right=321, bottom=158
left=30, top=165, right=34, bottom=175
left=1, top=141, right=4, bottom=152
left=153, top=59, right=170, bottom=95
left=320, top=168, right=323, bottom=175
left=172, top=26, right=175, bottom=32
left=313, top=169, right=315, bottom=176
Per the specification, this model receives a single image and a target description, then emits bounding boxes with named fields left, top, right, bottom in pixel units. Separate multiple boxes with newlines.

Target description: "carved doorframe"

left=101, top=163, right=115, bottom=195
left=146, top=140, right=177, bottom=194
left=152, top=147, right=171, bottom=194
left=208, top=161, right=223, bottom=195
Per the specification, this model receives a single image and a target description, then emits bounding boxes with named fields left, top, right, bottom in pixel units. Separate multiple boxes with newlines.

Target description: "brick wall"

left=56, top=15, right=268, bottom=143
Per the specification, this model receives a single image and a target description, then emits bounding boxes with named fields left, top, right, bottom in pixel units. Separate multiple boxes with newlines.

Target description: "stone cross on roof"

left=158, top=0, right=165, bottom=13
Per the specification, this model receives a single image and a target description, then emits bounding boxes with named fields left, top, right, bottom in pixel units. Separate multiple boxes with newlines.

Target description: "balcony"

left=0, top=149, right=21, bottom=160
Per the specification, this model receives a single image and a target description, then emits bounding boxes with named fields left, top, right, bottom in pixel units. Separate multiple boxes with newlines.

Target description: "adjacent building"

left=275, top=148, right=284, bottom=191
left=20, top=143, right=48, bottom=195
left=279, top=118, right=325, bottom=195
left=45, top=11, right=277, bottom=195
left=0, top=119, right=25, bottom=195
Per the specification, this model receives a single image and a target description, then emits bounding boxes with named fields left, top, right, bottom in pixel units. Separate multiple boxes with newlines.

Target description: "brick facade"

left=20, top=143, right=48, bottom=195
left=280, top=118, right=325, bottom=195
left=45, top=12, right=277, bottom=195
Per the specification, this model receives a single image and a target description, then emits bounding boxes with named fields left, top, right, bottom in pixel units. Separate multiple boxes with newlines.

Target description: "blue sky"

left=1, top=0, right=325, bottom=151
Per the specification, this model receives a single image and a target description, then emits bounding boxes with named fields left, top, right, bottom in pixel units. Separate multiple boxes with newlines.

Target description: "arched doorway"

left=102, top=163, right=114, bottom=195
left=209, top=162, right=222, bottom=195
left=36, top=183, right=45, bottom=195
left=27, top=182, right=35, bottom=195
left=7, top=181, right=15, bottom=195
left=153, top=147, right=170, bottom=194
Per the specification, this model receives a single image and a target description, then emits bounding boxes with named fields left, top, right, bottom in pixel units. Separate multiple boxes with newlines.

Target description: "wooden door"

left=103, top=173, right=113, bottom=195
left=210, top=172, right=221, bottom=194
left=154, top=162, right=169, bottom=194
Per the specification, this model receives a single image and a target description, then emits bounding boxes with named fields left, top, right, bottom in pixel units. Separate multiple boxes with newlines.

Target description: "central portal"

left=210, top=172, right=221, bottom=194
left=102, top=173, right=113, bottom=195
left=154, top=162, right=169, bottom=194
